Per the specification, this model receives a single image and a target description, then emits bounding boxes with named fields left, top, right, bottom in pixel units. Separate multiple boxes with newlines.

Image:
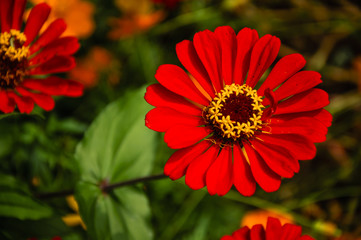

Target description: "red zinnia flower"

left=145, top=26, right=332, bottom=196
left=0, top=0, right=83, bottom=114
left=221, top=217, right=314, bottom=240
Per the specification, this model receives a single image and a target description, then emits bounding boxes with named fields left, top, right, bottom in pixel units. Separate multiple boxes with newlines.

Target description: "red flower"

left=221, top=217, right=314, bottom=240
left=145, top=26, right=332, bottom=196
left=0, top=0, right=83, bottom=114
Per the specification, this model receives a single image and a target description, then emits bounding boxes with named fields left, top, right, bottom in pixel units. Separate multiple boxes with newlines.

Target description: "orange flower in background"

left=241, top=209, right=293, bottom=228
left=29, top=0, right=95, bottom=39
left=108, top=0, right=164, bottom=39
left=69, top=47, right=121, bottom=88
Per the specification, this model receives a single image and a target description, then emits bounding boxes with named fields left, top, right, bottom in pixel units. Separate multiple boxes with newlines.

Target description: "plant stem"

left=36, top=173, right=167, bottom=199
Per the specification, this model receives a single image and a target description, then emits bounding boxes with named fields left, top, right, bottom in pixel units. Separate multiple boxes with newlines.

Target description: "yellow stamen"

left=203, top=83, right=264, bottom=141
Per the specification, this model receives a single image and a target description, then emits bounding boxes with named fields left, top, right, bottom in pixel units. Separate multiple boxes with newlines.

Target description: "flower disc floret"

left=0, top=30, right=29, bottom=89
left=203, top=83, right=264, bottom=142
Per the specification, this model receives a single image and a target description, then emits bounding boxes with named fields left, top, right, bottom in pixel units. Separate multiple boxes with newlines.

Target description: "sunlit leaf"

left=75, top=87, right=156, bottom=240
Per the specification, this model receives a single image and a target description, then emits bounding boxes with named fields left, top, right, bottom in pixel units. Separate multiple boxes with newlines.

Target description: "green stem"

left=36, top=173, right=167, bottom=199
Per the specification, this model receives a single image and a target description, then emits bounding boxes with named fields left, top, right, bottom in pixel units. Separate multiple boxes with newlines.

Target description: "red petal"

left=273, top=71, right=322, bottom=102
left=164, top=125, right=210, bottom=149
left=251, top=139, right=298, bottom=178
left=0, top=0, right=12, bottom=33
left=164, top=141, right=210, bottom=180
left=250, top=224, right=265, bottom=240
left=22, top=77, right=83, bottom=97
left=63, top=80, right=83, bottom=97
left=233, top=28, right=259, bottom=85
left=185, top=144, right=219, bottom=190
left=280, top=224, right=302, bottom=240
left=24, top=3, right=51, bottom=46
left=214, top=26, right=237, bottom=85
left=220, top=236, right=233, bottom=240
left=244, top=143, right=281, bottom=192
left=11, top=0, right=26, bottom=30
left=246, top=35, right=280, bottom=88
left=232, top=226, right=250, bottom=239
left=7, top=92, right=34, bottom=114
left=272, top=109, right=332, bottom=127
left=206, top=146, right=233, bottom=196
left=0, top=90, right=15, bottom=113
left=258, top=134, right=316, bottom=160
left=30, top=55, right=76, bottom=75
left=266, top=217, right=283, bottom=240
left=145, top=84, right=201, bottom=116
left=30, top=19, right=67, bottom=53
left=155, top=64, right=210, bottom=106
left=275, top=89, right=329, bottom=115
left=193, top=30, right=223, bottom=92
left=258, top=54, right=306, bottom=96
left=30, top=37, right=80, bottom=66
left=16, top=87, right=54, bottom=111
left=267, top=117, right=328, bottom=143
left=233, top=144, right=256, bottom=196
left=145, top=107, right=202, bottom=132
left=176, top=40, right=215, bottom=98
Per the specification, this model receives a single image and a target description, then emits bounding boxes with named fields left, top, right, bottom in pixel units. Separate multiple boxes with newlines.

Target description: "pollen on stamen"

left=203, top=83, right=264, bottom=145
left=0, top=30, right=29, bottom=89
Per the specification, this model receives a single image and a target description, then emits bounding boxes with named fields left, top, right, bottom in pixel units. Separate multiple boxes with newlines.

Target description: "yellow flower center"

left=0, top=30, right=29, bottom=89
left=203, top=83, right=264, bottom=144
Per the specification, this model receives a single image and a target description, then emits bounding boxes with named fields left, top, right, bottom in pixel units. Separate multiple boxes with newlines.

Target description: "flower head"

left=145, top=26, right=332, bottom=196
left=0, top=0, right=83, bottom=114
left=221, top=217, right=314, bottom=240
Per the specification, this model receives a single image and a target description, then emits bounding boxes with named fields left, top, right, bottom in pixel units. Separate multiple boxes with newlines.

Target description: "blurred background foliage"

left=0, top=0, right=361, bottom=239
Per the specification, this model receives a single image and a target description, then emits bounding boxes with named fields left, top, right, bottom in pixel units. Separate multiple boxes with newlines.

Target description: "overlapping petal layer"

left=145, top=25, right=331, bottom=196
left=0, top=0, right=83, bottom=113
left=221, top=217, right=314, bottom=240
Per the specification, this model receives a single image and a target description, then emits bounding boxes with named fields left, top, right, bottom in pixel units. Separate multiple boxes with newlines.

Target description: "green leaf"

left=75, top=87, right=156, bottom=240
left=0, top=174, right=53, bottom=220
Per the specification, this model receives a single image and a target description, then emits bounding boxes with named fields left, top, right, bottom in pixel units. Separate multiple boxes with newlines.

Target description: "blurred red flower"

left=0, top=0, right=83, bottom=114
left=221, top=217, right=314, bottom=240
left=145, top=26, right=332, bottom=196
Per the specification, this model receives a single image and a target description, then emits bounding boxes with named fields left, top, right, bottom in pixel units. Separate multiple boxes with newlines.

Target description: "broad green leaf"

left=75, top=87, right=156, bottom=240
left=0, top=174, right=52, bottom=220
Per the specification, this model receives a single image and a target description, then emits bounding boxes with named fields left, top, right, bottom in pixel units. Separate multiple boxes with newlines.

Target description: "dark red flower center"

left=203, top=83, right=264, bottom=145
left=0, top=30, right=29, bottom=89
